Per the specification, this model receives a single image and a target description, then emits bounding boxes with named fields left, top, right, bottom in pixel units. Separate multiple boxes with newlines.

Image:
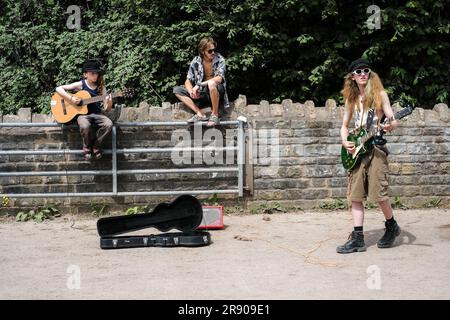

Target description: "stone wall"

left=237, top=97, right=450, bottom=209
left=0, top=97, right=449, bottom=214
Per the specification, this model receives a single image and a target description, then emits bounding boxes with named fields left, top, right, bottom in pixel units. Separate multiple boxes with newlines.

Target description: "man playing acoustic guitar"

left=337, top=58, right=401, bottom=254
left=56, top=60, right=113, bottom=160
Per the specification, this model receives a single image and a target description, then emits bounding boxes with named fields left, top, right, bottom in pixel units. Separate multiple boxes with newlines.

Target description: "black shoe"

left=336, top=231, right=367, bottom=254
left=377, top=221, right=401, bottom=248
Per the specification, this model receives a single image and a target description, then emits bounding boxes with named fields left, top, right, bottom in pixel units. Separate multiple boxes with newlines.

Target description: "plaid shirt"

left=187, top=53, right=230, bottom=109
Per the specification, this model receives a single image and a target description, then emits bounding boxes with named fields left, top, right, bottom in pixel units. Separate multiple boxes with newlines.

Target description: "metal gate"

left=0, top=120, right=246, bottom=198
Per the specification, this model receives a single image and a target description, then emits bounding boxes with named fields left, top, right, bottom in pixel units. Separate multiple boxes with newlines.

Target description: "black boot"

left=377, top=221, right=401, bottom=248
left=336, top=231, right=366, bottom=254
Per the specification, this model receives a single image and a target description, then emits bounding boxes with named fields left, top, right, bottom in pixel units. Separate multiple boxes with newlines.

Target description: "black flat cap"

left=348, top=58, right=371, bottom=72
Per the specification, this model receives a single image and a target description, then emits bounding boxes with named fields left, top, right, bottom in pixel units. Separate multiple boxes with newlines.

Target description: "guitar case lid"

left=97, top=194, right=203, bottom=237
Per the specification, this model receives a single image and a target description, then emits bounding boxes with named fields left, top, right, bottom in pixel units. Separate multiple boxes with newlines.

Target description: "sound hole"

left=61, top=99, right=67, bottom=115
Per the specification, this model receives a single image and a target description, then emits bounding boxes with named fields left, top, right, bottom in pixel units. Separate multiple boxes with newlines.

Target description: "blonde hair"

left=341, top=71, right=384, bottom=120
left=197, top=37, right=217, bottom=57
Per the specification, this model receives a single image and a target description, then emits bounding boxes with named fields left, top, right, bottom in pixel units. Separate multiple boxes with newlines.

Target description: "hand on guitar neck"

left=103, top=93, right=113, bottom=112
left=379, top=116, right=398, bottom=133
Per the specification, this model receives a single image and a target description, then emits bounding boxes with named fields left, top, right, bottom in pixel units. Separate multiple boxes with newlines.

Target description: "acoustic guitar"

left=50, top=88, right=134, bottom=123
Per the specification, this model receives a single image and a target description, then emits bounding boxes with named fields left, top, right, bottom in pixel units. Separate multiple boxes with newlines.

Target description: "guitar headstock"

left=117, top=88, right=135, bottom=99
left=394, top=104, right=415, bottom=120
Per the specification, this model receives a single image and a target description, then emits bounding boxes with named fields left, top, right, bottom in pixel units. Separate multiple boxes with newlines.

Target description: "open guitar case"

left=97, top=194, right=212, bottom=249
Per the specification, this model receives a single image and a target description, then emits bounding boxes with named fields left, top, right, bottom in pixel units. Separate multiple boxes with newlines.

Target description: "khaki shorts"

left=347, top=146, right=390, bottom=203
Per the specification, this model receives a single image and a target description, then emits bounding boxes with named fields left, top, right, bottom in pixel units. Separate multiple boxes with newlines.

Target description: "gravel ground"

left=1, top=208, right=449, bottom=299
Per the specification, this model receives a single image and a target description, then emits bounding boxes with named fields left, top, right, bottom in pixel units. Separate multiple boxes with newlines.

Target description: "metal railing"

left=0, top=120, right=246, bottom=198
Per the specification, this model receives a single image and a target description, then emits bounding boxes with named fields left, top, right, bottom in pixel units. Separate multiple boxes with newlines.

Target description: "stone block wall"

left=0, top=96, right=449, bottom=214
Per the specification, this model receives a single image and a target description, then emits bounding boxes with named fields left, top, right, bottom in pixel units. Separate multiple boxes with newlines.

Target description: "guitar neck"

left=82, top=92, right=121, bottom=105
left=359, top=106, right=414, bottom=144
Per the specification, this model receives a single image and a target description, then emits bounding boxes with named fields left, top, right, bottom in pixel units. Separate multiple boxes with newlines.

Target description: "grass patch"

left=203, top=193, right=220, bottom=206
left=224, top=205, right=245, bottom=215
left=250, top=202, right=287, bottom=214
left=422, top=197, right=441, bottom=208
left=319, top=198, right=348, bottom=210
left=392, top=196, right=409, bottom=210
left=364, top=201, right=377, bottom=209
left=126, top=205, right=151, bottom=215
left=89, top=202, right=109, bottom=216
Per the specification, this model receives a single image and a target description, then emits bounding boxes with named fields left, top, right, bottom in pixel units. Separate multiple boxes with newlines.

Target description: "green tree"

left=0, top=0, right=448, bottom=115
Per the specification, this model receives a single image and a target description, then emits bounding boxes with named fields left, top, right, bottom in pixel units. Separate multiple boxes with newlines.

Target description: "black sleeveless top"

left=81, top=79, right=102, bottom=114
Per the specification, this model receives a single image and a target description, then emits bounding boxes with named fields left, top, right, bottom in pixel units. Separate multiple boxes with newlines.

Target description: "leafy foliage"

left=250, top=202, right=287, bottom=214
left=392, top=195, right=409, bottom=210
left=1, top=0, right=448, bottom=115
left=422, top=197, right=442, bottom=208
left=319, top=198, right=348, bottom=210
left=16, top=203, right=61, bottom=223
left=89, top=201, right=109, bottom=216
left=126, top=205, right=150, bottom=215
left=2, top=196, right=10, bottom=207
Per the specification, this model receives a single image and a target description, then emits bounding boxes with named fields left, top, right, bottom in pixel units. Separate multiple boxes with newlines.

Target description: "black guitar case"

left=100, top=231, right=211, bottom=249
left=97, top=195, right=211, bottom=249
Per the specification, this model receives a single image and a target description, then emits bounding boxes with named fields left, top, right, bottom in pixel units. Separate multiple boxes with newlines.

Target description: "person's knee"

left=207, top=81, right=217, bottom=91
left=351, top=201, right=364, bottom=208
left=173, top=86, right=185, bottom=95
left=78, top=123, right=90, bottom=131
left=103, top=119, right=113, bottom=130
left=174, top=87, right=190, bottom=102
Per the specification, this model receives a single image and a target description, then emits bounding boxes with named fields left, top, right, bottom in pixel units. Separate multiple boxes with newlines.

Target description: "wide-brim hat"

left=82, top=59, right=103, bottom=73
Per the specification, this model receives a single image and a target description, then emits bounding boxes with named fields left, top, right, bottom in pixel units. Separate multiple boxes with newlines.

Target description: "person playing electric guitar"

left=337, top=58, right=401, bottom=254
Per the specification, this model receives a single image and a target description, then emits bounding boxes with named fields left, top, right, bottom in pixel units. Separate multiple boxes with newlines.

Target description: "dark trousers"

left=76, top=113, right=113, bottom=148
left=173, top=84, right=225, bottom=110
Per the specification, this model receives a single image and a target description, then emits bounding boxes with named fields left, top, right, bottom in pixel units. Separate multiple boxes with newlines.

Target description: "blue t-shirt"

left=81, top=79, right=102, bottom=114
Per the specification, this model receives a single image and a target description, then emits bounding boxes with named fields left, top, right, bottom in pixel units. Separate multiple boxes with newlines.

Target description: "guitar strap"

left=366, top=108, right=375, bottom=130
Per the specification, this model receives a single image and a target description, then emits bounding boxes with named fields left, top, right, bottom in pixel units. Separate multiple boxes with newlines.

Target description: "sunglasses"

left=207, top=48, right=215, bottom=54
left=352, top=68, right=371, bottom=75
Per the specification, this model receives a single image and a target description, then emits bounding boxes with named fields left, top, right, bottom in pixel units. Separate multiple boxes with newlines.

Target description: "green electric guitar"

left=341, top=105, right=415, bottom=170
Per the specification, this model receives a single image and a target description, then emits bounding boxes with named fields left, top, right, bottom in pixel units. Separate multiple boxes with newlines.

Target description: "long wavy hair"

left=96, top=73, right=104, bottom=94
left=341, top=71, right=385, bottom=120
left=82, top=72, right=104, bottom=94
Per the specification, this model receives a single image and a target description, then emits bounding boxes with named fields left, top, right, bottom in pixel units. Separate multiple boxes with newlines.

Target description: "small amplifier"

left=197, top=206, right=224, bottom=229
